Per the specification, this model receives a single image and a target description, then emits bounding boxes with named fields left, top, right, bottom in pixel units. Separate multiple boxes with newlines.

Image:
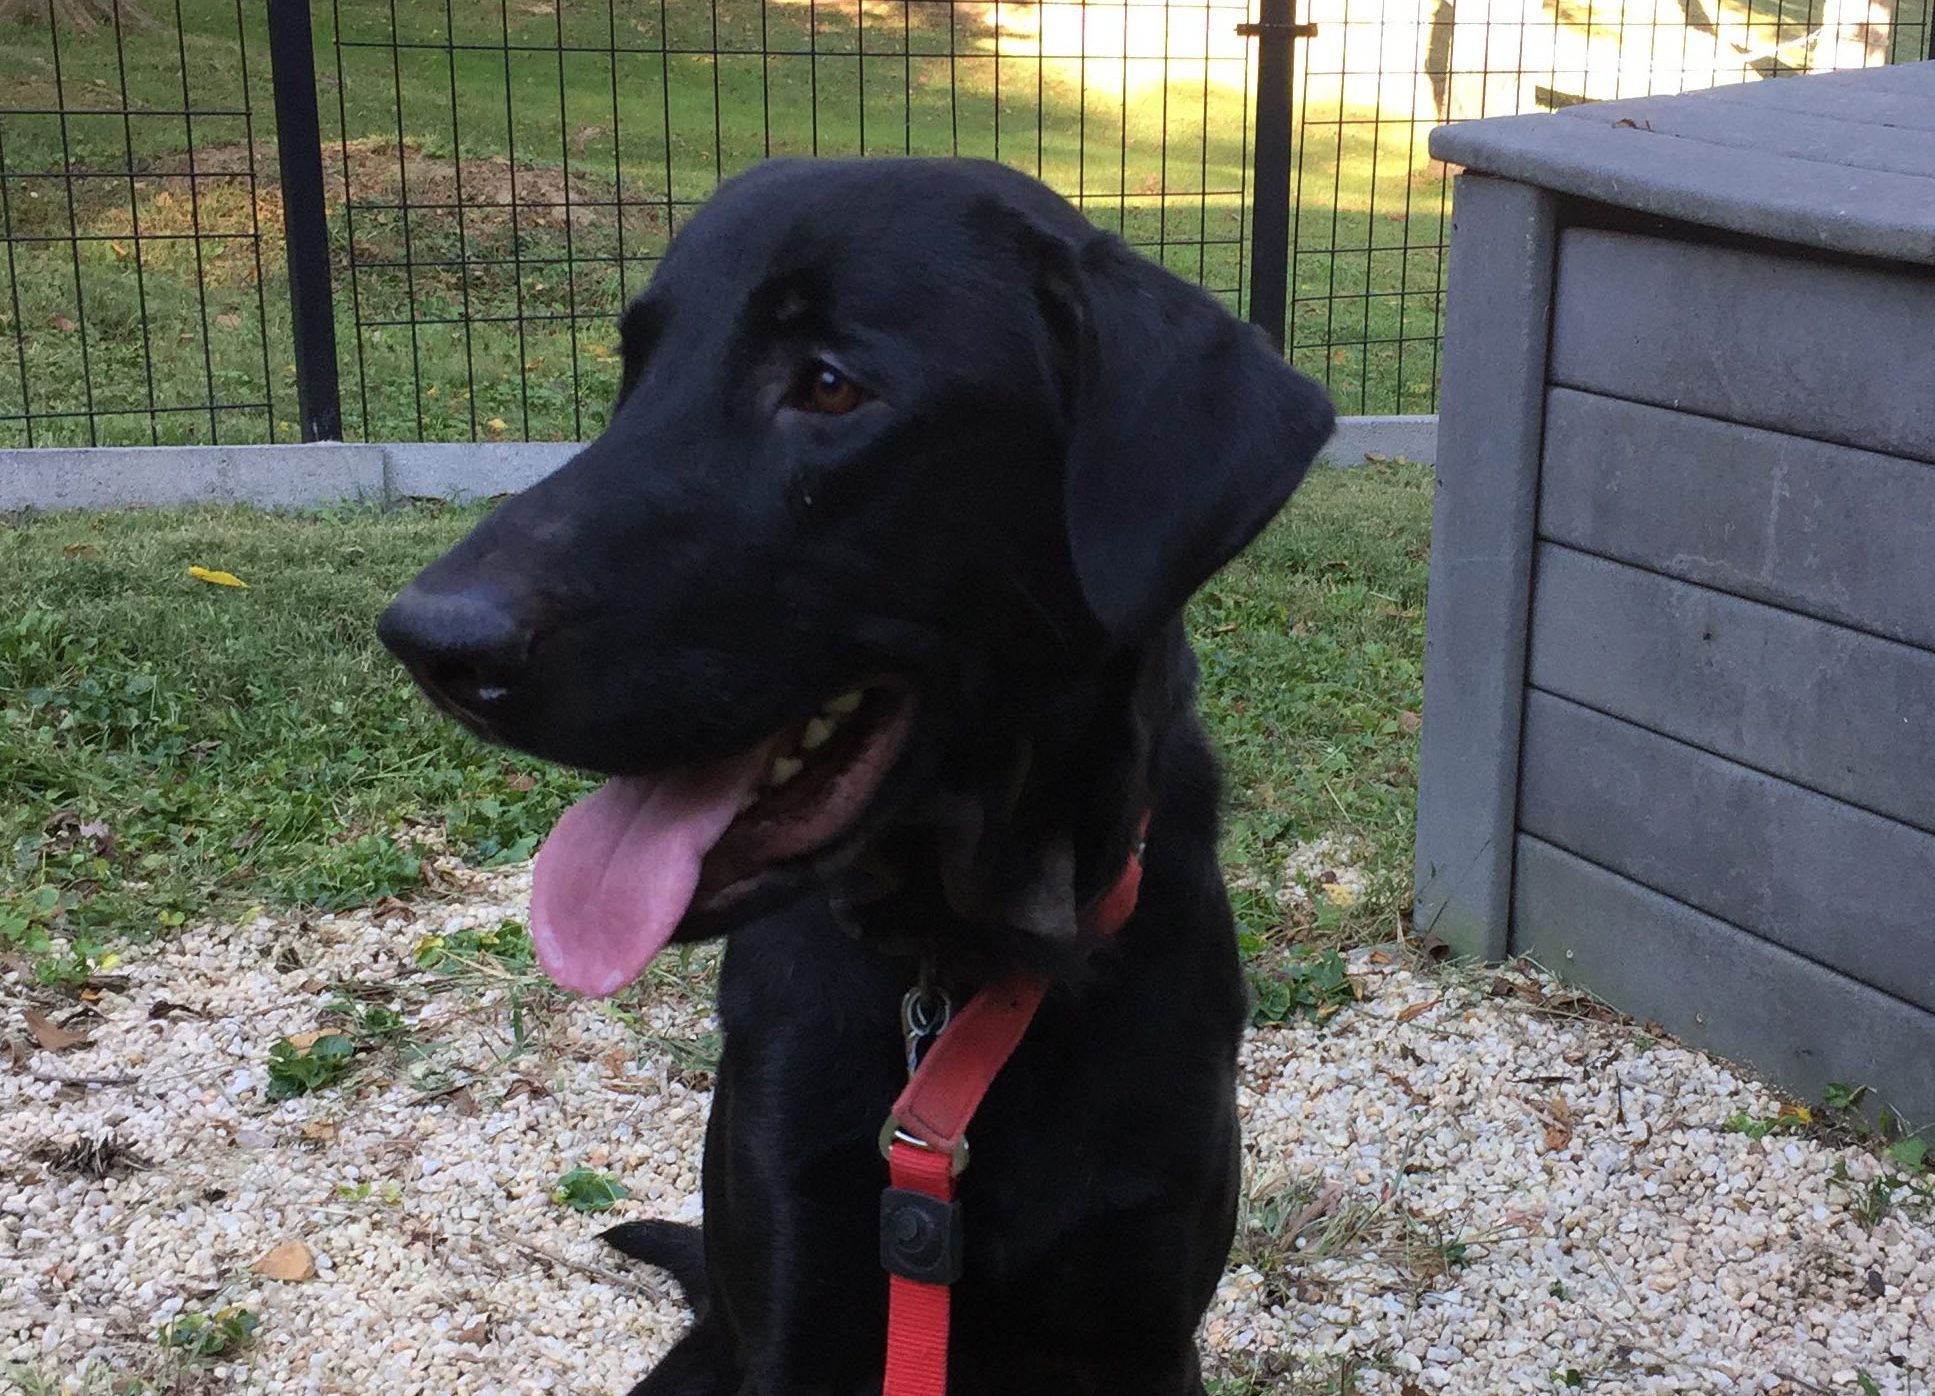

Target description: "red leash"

left=877, top=816, right=1149, bottom=1396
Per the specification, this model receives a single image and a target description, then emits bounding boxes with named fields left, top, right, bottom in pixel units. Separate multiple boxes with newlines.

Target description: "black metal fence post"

left=267, top=0, right=343, bottom=442
left=1240, top=0, right=1309, bottom=353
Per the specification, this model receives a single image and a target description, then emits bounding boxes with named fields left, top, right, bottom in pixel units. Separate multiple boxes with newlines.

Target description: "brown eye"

left=796, top=362, right=866, bottom=416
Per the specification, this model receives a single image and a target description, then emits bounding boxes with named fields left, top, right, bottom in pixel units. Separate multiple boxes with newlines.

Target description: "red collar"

left=876, top=812, right=1150, bottom=1396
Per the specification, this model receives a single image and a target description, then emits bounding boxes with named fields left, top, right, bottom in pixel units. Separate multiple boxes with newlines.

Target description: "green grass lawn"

left=12, top=0, right=1919, bottom=449
left=0, top=458, right=1431, bottom=986
left=0, top=0, right=1450, bottom=448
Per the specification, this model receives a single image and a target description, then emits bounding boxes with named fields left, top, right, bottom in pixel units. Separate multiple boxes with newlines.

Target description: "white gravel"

left=4, top=862, right=1930, bottom=1395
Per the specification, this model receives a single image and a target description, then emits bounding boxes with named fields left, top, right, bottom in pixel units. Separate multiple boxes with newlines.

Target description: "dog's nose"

left=377, top=584, right=535, bottom=723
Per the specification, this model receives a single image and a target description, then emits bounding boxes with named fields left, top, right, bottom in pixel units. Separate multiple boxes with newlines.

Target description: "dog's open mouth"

left=528, top=682, right=914, bottom=996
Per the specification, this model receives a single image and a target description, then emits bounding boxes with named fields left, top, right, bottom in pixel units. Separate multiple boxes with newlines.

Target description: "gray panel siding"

left=1513, top=837, right=1935, bottom=1129
left=1539, top=390, right=1935, bottom=653
left=1412, top=176, right=1557, bottom=960
left=1519, top=692, right=1935, bottom=1013
left=1549, top=230, right=1935, bottom=464
left=1527, top=545, right=1935, bottom=835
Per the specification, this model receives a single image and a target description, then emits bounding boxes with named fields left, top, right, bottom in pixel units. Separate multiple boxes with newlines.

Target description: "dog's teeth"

left=768, top=756, right=804, bottom=787
left=825, top=690, right=863, bottom=716
left=801, top=717, right=834, bottom=751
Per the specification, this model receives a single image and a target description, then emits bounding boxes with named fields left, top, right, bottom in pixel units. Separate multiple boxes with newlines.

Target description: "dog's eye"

left=792, top=362, right=867, bottom=416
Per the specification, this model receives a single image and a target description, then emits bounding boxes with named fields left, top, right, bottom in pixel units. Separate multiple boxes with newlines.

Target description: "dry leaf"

left=1398, top=710, right=1422, bottom=734
left=1366, top=949, right=1392, bottom=965
left=23, top=1009, right=91, bottom=1053
left=1487, top=976, right=1517, bottom=998
left=1543, top=1124, right=1573, bottom=1152
left=286, top=1030, right=331, bottom=1052
left=109, top=240, right=129, bottom=259
left=188, top=566, right=249, bottom=589
left=50, top=314, right=78, bottom=333
left=1395, top=999, right=1438, bottom=1024
left=486, top=417, right=509, bottom=434
left=505, top=772, right=537, bottom=792
left=1549, top=1095, right=1574, bottom=1126
left=215, top=312, right=241, bottom=329
left=299, top=1120, right=338, bottom=1143
left=147, top=999, right=203, bottom=1021
left=1320, top=882, right=1357, bottom=908
left=454, top=1318, right=491, bottom=1345
left=61, top=542, right=102, bottom=558
left=251, top=1239, right=316, bottom=1281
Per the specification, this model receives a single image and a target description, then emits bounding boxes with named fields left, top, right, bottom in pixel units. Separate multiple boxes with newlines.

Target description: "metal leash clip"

left=899, top=982, right=953, bottom=1079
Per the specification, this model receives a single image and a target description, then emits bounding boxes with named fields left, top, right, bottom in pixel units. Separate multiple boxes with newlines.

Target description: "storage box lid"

left=1429, top=61, right=1935, bottom=266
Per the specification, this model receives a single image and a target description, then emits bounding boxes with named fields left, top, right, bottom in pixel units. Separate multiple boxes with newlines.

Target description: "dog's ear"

left=1042, top=232, right=1336, bottom=646
left=614, top=299, right=655, bottom=407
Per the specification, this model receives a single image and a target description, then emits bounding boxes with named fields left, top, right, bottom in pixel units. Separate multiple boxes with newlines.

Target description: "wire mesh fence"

left=0, top=0, right=1929, bottom=448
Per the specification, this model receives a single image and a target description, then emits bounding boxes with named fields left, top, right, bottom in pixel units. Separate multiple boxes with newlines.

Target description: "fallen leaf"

left=486, top=416, right=509, bottom=435
left=147, top=1000, right=203, bottom=1021
left=454, top=1318, right=491, bottom=1345
left=188, top=566, right=249, bottom=589
left=109, top=240, right=129, bottom=259
left=251, top=1239, right=316, bottom=1281
left=1549, top=1095, right=1574, bottom=1126
left=50, top=314, right=77, bottom=332
left=215, top=312, right=241, bottom=329
left=449, top=1085, right=480, bottom=1118
left=299, top=1120, right=338, bottom=1143
left=61, top=542, right=102, bottom=557
left=1366, top=949, right=1392, bottom=965
left=1398, top=710, right=1422, bottom=734
left=505, top=772, right=537, bottom=792
left=1543, top=1124, right=1573, bottom=1152
left=1395, top=999, right=1438, bottom=1024
left=1380, top=1067, right=1427, bottom=1105
left=286, top=1030, right=331, bottom=1051
left=1487, top=976, right=1517, bottom=998
left=23, top=1009, right=91, bottom=1053
left=504, top=1076, right=550, bottom=1102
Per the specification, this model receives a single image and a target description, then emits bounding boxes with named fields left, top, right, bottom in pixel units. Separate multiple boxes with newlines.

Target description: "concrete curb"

left=0, top=415, right=1437, bottom=512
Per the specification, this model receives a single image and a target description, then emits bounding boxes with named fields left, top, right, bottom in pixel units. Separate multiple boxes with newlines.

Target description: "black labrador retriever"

left=378, top=156, right=1335, bottom=1396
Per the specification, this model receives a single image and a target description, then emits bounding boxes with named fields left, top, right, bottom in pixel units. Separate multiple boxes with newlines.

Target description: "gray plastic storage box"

left=1412, top=62, right=1935, bottom=1124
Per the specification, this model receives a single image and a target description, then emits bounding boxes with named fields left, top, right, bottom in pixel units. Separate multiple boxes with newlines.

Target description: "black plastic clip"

left=1236, top=20, right=1318, bottom=35
left=880, top=1186, right=965, bottom=1285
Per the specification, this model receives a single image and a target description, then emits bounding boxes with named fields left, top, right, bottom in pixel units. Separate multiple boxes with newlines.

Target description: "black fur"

left=378, top=157, right=1335, bottom=1396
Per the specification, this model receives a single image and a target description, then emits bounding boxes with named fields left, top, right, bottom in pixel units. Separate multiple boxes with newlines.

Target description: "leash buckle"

left=880, top=1185, right=965, bottom=1285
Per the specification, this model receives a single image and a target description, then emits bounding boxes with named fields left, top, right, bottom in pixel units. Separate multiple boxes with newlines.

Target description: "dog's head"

left=379, top=158, right=1334, bottom=995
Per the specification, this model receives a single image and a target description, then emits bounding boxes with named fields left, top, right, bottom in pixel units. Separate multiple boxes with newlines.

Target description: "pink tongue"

left=530, top=747, right=772, bottom=996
